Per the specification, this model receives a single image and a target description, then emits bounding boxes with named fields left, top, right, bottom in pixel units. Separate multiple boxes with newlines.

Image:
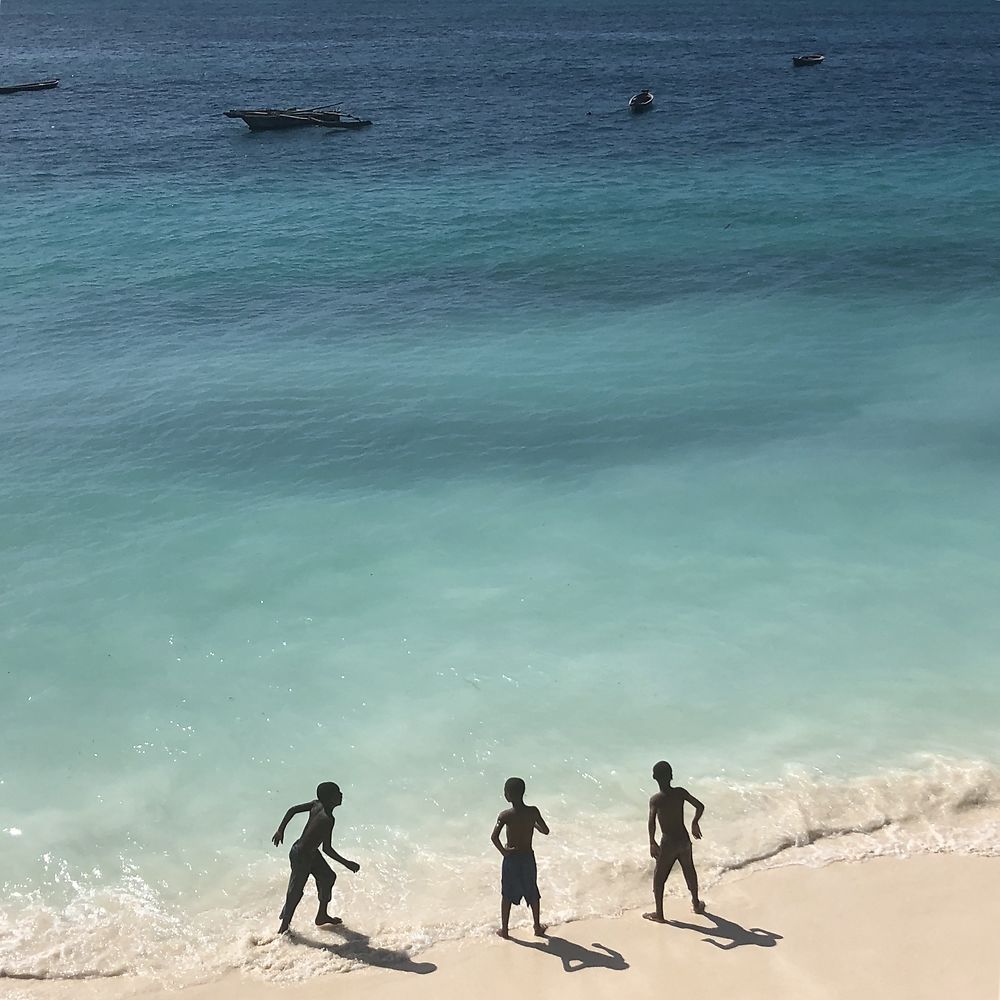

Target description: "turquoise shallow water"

left=2, top=0, right=1000, bottom=982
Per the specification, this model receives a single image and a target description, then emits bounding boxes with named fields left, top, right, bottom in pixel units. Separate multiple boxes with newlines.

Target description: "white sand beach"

left=9, top=853, right=998, bottom=1000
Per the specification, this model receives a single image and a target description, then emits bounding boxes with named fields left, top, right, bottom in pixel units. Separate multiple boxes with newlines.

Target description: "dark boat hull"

left=224, top=109, right=372, bottom=131
left=0, top=78, right=59, bottom=95
left=792, top=55, right=824, bottom=67
left=629, top=93, right=654, bottom=113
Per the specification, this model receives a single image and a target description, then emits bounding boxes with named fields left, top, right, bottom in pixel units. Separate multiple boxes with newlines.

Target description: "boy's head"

left=652, top=761, right=673, bottom=785
left=317, top=781, right=342, bottom=808
left=504, top=777, right=526, bottom=804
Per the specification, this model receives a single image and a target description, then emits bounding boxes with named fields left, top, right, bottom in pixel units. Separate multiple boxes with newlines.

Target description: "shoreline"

left=8, top=852, right=998, bottom=1000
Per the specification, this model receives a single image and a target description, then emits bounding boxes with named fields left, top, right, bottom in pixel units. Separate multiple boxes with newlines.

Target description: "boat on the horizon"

left=224, top=106, right=373, bottom=131
left=792, top=54, right=825, bottom=67
left=629, top=89, right=654, bottom=113
left=0, top=77, right=59, bottom=95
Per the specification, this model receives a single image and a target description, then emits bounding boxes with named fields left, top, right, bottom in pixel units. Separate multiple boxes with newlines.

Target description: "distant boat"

left=792, top=54, right=825, bottom=67
left=629, top=90, right=654, bottom=113
left=224, top=106, right=372, bottom=131
left=0, top=0, right=59, bottom=94
left=0, top=78, right=59, bottom=95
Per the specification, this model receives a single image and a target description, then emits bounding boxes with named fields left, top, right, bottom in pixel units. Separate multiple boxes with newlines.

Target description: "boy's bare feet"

left=533, top=924, right=547, bottom=936
left=316, top=915, right=343, bottom=927
left=692, top=899, right=706, bottom=914
left=496, top=928, right=510, bottom=939
left=642, top=912, right=667, bottom=923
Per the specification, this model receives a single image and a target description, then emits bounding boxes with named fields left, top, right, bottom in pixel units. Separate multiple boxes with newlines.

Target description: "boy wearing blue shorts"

left=491, top=776, right=550, bottom=938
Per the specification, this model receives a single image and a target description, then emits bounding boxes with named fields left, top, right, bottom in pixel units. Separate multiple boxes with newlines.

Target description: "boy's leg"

left=525, top=854, right=545, bottom=935
left=644, top=849, right=677, bottom=923
left=528, top=897, right=546, bottom=936
left=310, top=853, right=340, bottom=926
left=678, top=846, right=705, bottom=913
left=498, top=854, right=514, bottom=938
left=279, top=848, right=311, bottom=933
left=498, top=899, right=512, bottom=938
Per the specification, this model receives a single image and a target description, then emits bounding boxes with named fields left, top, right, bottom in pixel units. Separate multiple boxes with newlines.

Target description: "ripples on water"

left=2, top=0, right=1000, bottom=982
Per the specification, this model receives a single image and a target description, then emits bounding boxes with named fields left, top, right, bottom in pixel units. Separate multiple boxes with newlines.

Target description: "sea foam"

left=2, top=756, right=996, bottom=985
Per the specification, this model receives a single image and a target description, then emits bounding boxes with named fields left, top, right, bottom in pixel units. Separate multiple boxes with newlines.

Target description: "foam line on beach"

left=2, top=756, right=998, bottom=985
left=0, top=969, right=126, bottom=981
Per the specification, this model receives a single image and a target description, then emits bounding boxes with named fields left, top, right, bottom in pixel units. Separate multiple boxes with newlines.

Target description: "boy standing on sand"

left=271, top=781, right=361, bottom=935
left=643, top=760, right=706, bottom=922
left=491, top=776, right=550, bottom=938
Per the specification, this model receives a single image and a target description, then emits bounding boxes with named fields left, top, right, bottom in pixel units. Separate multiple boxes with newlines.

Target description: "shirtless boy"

left=271, top=781, right=361, bottom=934
left=643, top=760, right=706, bottom=922
left=491, top=777, right=550, bottom=938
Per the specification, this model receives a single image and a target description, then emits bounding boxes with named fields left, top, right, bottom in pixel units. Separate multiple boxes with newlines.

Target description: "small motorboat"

left=628, top=89, right=654, bottom=113
left=224, top=105, right=372, bottom=131
left=0, top=78, right=59, bottom=95
left=792, top=54, right=825, bottom=67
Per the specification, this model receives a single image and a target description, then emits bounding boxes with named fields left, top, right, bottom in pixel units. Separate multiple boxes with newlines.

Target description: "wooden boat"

left=224, top=106, right=372, bottom=131
left=629, top=90, right=654, bottom=113
left=792, top=54, right=825, bottom=67
left=0, top=78, right=59, bottom=95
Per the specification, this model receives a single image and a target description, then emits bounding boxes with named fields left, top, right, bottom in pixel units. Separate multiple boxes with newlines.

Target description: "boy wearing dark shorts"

left=491, top=776, right=550, bottom=938
left=643, top=760, right=706, bottom=922
left=271, top=781, right=360, bottom=934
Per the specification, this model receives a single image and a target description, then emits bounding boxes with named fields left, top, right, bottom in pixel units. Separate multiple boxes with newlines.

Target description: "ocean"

left=2, top=0, right=999, bottom=984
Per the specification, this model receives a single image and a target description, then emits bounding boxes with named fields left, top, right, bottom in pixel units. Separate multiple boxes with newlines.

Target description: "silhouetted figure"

left=667, top=911, right=782, bottom=950
left=293, top=922, right=438, bottom=972
left=272, top=781, right=360, bottom=934
left=491, top=776, right=550, bottom=938
left=509, top=934, right=629, bottom=972
left=642, top=761, right=705, bottom=922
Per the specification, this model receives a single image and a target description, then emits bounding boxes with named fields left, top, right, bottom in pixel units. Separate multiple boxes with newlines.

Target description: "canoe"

left=0, top=78, right=59, bottom=95
left=792, top=54, right=825, bottom=67
left=628, top=91, right=654, bottom=113
left=224, top=108, right=372, bottom=131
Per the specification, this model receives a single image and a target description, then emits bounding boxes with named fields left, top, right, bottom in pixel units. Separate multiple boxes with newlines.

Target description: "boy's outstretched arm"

left=648, top=800, right=660, bottom=858
left=684, top=789, right=705, bottom=840
left=534, top=808, right=550, bottom=836
left=491, top=814, right=511, bottom=856
left=322, top=829, right=360, bottom=873
left=272, top=802, right=311, bottom=846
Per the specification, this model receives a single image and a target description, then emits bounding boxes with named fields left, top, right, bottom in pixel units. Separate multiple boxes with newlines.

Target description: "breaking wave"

left=2, top=755, right=997, bottom=985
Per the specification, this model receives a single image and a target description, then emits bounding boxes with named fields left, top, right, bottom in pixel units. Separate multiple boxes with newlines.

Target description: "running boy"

left=643, top=760, right=706, bottom=922
left=491, top=776, right=550, bottom=938
left=271, top=781, right=360, bottom=934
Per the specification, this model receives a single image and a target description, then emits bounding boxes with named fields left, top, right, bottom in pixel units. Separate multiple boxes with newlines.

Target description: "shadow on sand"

left=508, top=934, right=629, bottom=972
left=293, top=923, right=437, bottom=974
left=666, top=911, right=783, bottom=951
